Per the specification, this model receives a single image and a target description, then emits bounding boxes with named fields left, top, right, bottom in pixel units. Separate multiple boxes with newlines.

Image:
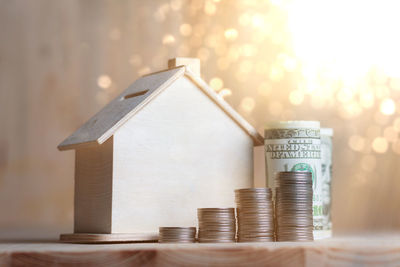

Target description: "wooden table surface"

left=1, top=235, right=400, bottom=266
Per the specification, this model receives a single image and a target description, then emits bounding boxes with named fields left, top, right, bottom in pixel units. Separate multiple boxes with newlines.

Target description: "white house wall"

left=112, top=76, right=253, bottom=234
left=74, top=137, right=113, bottom=233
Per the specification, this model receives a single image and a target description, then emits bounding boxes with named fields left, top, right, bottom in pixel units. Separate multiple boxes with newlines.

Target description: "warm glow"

left=269, top=66, right=284, bottom=82
left=289, top=90, right=304, bottom=105
left=251, top=14, right=265, bottom=28
left=97, top=75, right=112, bottom=89
left=372, top=137, right=389, bottom=153
left=209, top=77, right=224, bottom=91
left=10, top=0, right=400, bottom=244
left=179, top=24, right=192, bottom=36
left=141, top=1, right=400, bottom=156
left=257, top=82, right=272, bottom=97
left=219, top=88, right=232, bottom=98
left=286, top=0, right=400, bottom=116
left=240, top=97, right=256, bottom=112
left=239, top=13, right=251, bottom=26
left=204, top=1, right=217, bottom=15
left=360, top=92, right=375, bottom=109
left=162, top=34, right=175, bottom=45
left=380, top=98, right=396, bottom=115
left=288, top=0, right=400, bottom=79
left=224, top=28, right=238, bottom=41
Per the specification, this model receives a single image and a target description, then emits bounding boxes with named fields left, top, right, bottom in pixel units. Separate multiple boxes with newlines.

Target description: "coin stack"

left=197, top=208, right=236, bottom=243
left=235, top=188, right=275, bottom=242
left=158, top=227, right=196, bottom=243
left=275, top=171, right=314, bottom=241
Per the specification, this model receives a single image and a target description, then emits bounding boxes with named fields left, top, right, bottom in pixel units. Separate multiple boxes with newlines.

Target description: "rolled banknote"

left=320, top=128, right=333, bottom=238
left=264, top=121, right=323, bottom=232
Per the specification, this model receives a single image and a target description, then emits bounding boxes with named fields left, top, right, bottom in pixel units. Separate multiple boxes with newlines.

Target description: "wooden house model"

left=58, top=58, right=263, bottom=242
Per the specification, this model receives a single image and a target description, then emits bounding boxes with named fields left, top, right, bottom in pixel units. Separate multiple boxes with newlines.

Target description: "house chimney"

left=168, top=57, right=200, bottom=76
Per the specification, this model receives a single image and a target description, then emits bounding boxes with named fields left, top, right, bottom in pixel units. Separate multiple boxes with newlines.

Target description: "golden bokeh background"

left=1, top=0, right=400, bottom=238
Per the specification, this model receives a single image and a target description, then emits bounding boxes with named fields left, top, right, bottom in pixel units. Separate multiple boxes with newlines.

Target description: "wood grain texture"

left=64, top=68, right=262, bottom=236
left=111, top=75, right=254, bottom=233
left=2, top=237, right=400, bottom=266
left=60, top=233, right=158, bottom=243
left=58, top=67, right=185, bottom=150
left=74, top=138, right=113, bottom=233
left=67, top=73, right=258, bottom=236
left=58, top=65, right=263, bottom=151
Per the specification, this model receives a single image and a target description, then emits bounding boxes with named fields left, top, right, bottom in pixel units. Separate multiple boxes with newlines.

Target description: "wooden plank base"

left=3, top=236, right=400, bottom=266
left=60, top=233, right=158, bottom=243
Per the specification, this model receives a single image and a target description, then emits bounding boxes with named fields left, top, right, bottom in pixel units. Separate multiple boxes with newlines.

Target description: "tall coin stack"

left=235, top=188, right=275, bottom=242
left=275, top=171, right=314, bottom=241
left=197, top=208, right=236, bottom=243
left=159, top=227, right=196, bottom=243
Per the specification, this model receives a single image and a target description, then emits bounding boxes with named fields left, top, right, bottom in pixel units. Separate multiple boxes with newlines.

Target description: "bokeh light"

left=219, top=88, right=232, bottom=98
left=209, top=77, right=224, bottom=91
left=148, top=0, right=400, bottom=181
left=179, top=24, right=192, bottom=36
left=240, top=97, right=256, bottom=113
left=162, top=34, right=176, bottom=45
left=97, top=75, right=112, bottom=89
left=380, top=98, right=396, bottom=115
left=372, top=137, right=389, bottom=154
left=289, top=90, right=304, bottom=106
left=224, top=28, right=238, bottom=41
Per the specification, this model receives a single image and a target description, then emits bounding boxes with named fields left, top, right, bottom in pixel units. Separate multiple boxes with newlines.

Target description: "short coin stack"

left=275, top=171, right=314, bottom=241
left=197, top=208, right=236, bottom=243
left=235, top=188, right=275, bottom=242
left=158, top=227, right=196, bottom=243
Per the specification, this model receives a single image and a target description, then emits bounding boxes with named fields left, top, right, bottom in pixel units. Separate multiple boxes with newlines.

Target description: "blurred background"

left=1, top=0, right=400, bottom=239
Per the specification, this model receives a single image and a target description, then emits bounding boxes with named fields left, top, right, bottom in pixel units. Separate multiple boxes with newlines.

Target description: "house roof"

left=58, top=66, right=264, bottom=151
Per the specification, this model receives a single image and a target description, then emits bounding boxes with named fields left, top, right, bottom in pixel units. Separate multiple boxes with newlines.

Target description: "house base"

left=60, top=233, right=158, bottom=244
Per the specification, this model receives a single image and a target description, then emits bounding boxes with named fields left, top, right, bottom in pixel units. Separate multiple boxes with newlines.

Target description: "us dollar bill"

left=264, top=121, right=323, bottom=232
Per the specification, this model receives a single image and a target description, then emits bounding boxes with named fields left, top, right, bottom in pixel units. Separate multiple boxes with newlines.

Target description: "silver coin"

left=197, top=207, right=237, bottom=243
left=237, top=211, right=274, bottom=215
left=235, top=187, right=275, bottom=243
left=275, top=172, right=315, bottom=242
left=159, top=227, right=197, bottom=243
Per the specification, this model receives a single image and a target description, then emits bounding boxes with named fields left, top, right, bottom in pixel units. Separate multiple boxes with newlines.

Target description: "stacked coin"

left=158, top=227, right=196, bottom=243
left=197, top=208, right=236, bottom=243
left=235, top=188, right=275, bottom=242
left=275, top=171, right=314, bottom=241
